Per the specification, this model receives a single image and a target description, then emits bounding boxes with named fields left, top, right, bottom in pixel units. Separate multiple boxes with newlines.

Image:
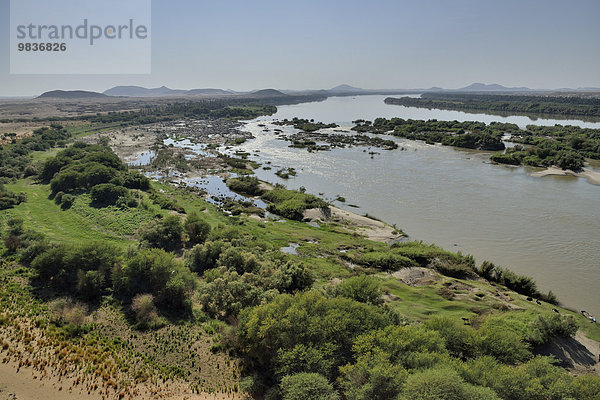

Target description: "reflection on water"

left=128, top=150, right=155, bottom=166
left=236, top=96, right=600, bottom=316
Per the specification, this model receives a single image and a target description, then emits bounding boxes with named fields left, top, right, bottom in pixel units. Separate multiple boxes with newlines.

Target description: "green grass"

left=2, top=179, right=140, bottom=247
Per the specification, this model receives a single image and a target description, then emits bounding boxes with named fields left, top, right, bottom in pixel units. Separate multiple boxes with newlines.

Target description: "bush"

left=0, top=185, right=26, bottom=210
left=139, top=215, right=184, bottom=251
left=527, top=314, right=578, bottom=345
left=60, top=194, right=75, bottom=209
left=76, top=270, right=105, bottom=299
left=184, top=212, right=211, bottom=246
left=335, top=275, right=382, bottom=305
left=185, top=240, right=230, bottom=274
left=280, top=373, right=339, bottom=400
left=399, top=367, right=501, bottom=400
left=424, top=316, right=480, bottom=359
left=122, top=171, right=151, bottom=190
left=237, top=291, right=390, bottom=381
left=50, top=170, right=82, bottom=194
left=81, top=163, right=118, bottom=187
left=218, top=246, right=259, bottom=274
left=269, top=260, right=314, bottom=293
left=113, top=248, right=195, bottom=310
left=262, top=188, right=328, bottom=221
left=198, top=269, right=266, bottom=319
left=227, top=176, right=264, bottom=196
left=354, top=251, right=415, bottom=271
left=131, top=293, right=159, bottom=328
left=90, top=183, right=129, bottom=205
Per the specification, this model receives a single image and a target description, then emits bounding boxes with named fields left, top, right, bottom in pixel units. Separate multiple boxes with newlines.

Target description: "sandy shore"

left=531, top=167, right=600, bottom=186
left=303, top=206, right=404, bottom=243
left=0, top=360, right=246, bottom=400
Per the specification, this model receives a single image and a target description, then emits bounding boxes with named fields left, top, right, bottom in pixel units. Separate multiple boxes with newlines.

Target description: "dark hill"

left=251, top=89, right=288, bottom=97
left=38, top=90, right=108, bottom=99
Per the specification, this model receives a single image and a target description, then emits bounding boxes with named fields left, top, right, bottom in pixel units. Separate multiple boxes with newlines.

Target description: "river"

left=232, top=95, right=600, bottom=316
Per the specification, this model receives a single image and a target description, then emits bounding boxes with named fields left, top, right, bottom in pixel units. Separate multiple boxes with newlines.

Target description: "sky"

left=1, top=0, right=599, bottom=96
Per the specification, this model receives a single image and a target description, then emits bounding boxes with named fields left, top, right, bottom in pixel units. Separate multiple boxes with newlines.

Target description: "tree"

left=399, top=367, right=500, bottom=400
left=90, top=183, right=129, bottom=205
left=280, top=373, right=339, bottom=400
left=140, top=215, right=184, bottom=251
left=184, top=212, right=211, bottom=246
left=113, top=248, right=195, bottom=310
left=237, top=291, right=390, bottom=380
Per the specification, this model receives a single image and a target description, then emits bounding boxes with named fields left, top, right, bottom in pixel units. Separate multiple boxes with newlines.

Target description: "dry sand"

left=531, top=166, right=600, bottom=186
left=0, top=360, right=247, bottom=400
left=303, top=206, right=404, bottom=243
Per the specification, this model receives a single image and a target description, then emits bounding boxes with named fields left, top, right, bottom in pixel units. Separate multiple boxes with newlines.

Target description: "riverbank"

left=531, top=167, right=600, bottom=186
left=303, top=206, right=404, bottom=243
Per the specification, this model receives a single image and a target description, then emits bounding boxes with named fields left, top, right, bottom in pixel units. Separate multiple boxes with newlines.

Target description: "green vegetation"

left=353, top=116, right=600, bottom=171
left=227, top=176, right=265, bottom=196
left=0, top=184, right=26, bottom=209
left=274, top=117, right=339, bottom=132
left=261, top=186, right=328, bottom=220
left=275, top=167, right=297, bottom=179
left=490, top=124, right=600, bottom=171
left=386, top=93, right=600, bottom=119
left=0, top=125, right=70, bottom=182
left=353, top=118, right=509, bottom=150
left=1, top=126, right=599, bottom=399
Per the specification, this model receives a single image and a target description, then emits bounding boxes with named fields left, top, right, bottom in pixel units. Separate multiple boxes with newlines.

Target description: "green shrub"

left=0, top=185, right=26, bottom=210
left=81, top=162, right=118, bottom=187
left=280, top=373, right=339, bottom=400
left=185, top=240, right=231, bottom=273
left=218, top=246, right=259, bottom=274
left=198, top=269, right=266, bottom=319
left=60, top=194, right=75, bottom=209
left=424, top=316, right=480, bottom=359
left=527, top=314, right=578, bottom=345
left=184, top=212, right=211, bottom=246
left=237, top=291, right=390, bottom=381
left=76, top=270, right=105, bottom=299
left=335, top=275, right=382, bottom=305
left=50, top=170, right=83, bottom=194
left=122, top=171, right=151, bottom=190
left=139, top=215, right=184, bottom=251
left=354, top=251, right=415, bottom=271
left=227, top=176, right=264, bottom=196
left=262, top=188, right=328, bottom=221
left=399, top=367, right=500, bottom=400
left=90, top=183, right=129, bottom=205
left=131, top=293, right=159, bottom=328
left=113, top=248, right=195, bottom=310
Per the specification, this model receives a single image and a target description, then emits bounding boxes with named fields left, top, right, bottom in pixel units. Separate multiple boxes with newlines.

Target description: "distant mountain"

left=186, top=88, right=233, bottom=95
left=38, top=90, right=108, bottom=99
left=103, top=86, right=187, bottom=97
left=103, top=85, right=234, bottom=97
left=250, top=89, right=288, bottom=97
left=329, top=84, right=364, bottom=93
left=457, top=83, right=532, bottom=92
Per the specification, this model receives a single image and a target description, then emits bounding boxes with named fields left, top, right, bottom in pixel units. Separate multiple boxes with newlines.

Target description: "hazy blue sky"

left=1, top=0, right=599, bottom=96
